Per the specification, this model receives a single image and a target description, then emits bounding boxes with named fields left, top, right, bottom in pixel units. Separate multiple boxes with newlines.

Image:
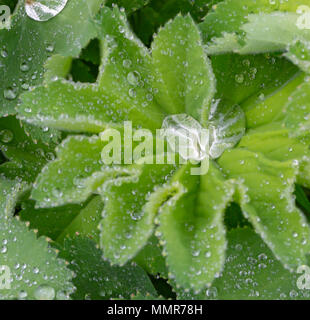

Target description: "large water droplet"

left=208, top=100, right=245, bottom=159
left=161, top=114, right=209, bottom=161
left=34, top=285, right=55, bottom=300
left=25, top=0, right=68, bottom=22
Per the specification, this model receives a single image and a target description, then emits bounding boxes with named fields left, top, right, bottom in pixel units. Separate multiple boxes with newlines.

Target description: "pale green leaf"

left=178, top=227, right=310, bottom=300
left=157, top=162, right=235, bottom=291
left=0, top=0, right=103, bottom=116
left=219, top=149, right=310, bottom=269
left=31, top=135, right=141, bottom=208
left=283, top=81, right=310, bottom=137
left=238, top=123, right=310, bottom=188
left=99, top=162, right=178, bottom=265
left=151, top=14, right=215, bottom=123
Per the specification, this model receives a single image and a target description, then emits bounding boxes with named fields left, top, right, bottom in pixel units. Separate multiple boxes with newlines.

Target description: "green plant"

left=1, top=0, right=310, bottom=300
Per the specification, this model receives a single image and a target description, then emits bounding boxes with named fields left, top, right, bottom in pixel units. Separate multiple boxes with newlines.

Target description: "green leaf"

left=200, top=0, right=308, bottom=54
left=58, top=237, right=157, bottom=300
left=242, top=72, right=305, bottom=129
left=0, top=177, right=29, bottom=218
left=219, top=149, right=310, bottom=269
left=106, top=0, right=150, bottom=14
left=100, top=162, right=178, bottom=265
left=56, top=196, right=104, bottom=243
left=134, top=234, right=168, bottom=278
left=44, top=54, right=72, bottom=83
left=0, top=0, right=103, bottom=116
left=130, top=0, right=215, bottom=46
left=157, top=162, right=235, bottom=291
left=283, top=81, right=310, bottom=137
left=130, top=292, right=165, bottom=300
left=238, top=123, right=310, bottom=188
left=18, top=7, right=166, bottom=133
left=285, top=39, right=310, bottom=74
left=19, top=200, right=83, bottom=241
left=178, top=227, right=310, bottom=300
left=0, top=178, right=74, bottom=300
left=0, top=217, right=75, bottom=300
left=18, top=80, right=127, bottom=133
left=0, top=116, right=59, bottom=182
left=31, top=135, right=141, bottom=208
left=295, top=184, right=310, bottom=216
left=95, top=7, right=166, bottom=130
left=211, top=53, right=299, bottom=106
left=238, top=12, right=302, bottom=54
left=151, top=14, right=215, bottom=123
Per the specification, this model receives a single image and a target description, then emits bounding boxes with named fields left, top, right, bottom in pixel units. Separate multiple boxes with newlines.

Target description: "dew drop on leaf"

left=161, top=113, right=208, bottom=161
left=0, top=129, right=14, bottom=143
left=3, top=88, right=17, bottom=100
left=123, top=59, right=132, bottom=68
left=25, top=0, right=68, bottom=22
left=235, top=74, right=244, bottom=84
left=34, top=285, right=55, bottom=300
left=127, top=71, right=141, bottom=86
left=1, top=49, right=8, bottom=58
left=20, top=62, right=30, bottom=72
left=18, top=291, right=28, bottom=300
left=128, top=88, right=136, bottom=98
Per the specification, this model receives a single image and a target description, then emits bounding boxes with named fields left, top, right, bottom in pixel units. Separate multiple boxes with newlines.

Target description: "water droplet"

left=206, top=287, right=218, bottom=299
left=34, top=285, right=55, bottom=300
left=25, top=0, right=68, bottom=22
left=21, top=82, right=30, bottom=90
left=0, top=129, right=14, bottom=143
left=161, top=113, right=208, bottom=161
left=192, top=250, right=200, bottom=257
left=20, top=62, right=30, bottom=72
left=1, top=50, right=8, bottom=58
left=56, top=290, right=69, bottom=300
left=123, top=59, right=132, bottom=68
left=128, top=88, right=136, bottom=98
left=46, top=44, right=55, bottom=53
left=33, top=267, right=40, bottom=274
left=208, top=100, right=245, bottom=159
left=18, top=290, right=28, bottom=300
left=127, top=71, right=141, bottom=86
left=235, top=74, right=244, bottom=84
left=4, top=88, right=17, bottom=100
left=146, top=93, right=153, bottom=101
left=258, top=253, right=267, bottom=261
left=1, top=246, right=7, bottom=253
left=289, top=290, right=298, bottom=298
